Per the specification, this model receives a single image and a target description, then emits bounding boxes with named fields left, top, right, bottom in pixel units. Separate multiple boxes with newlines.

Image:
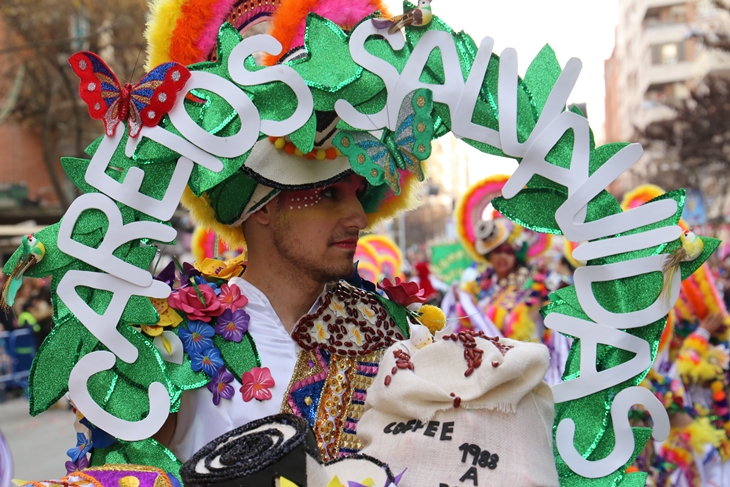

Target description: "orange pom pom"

left=326, top=147, right=338, bottom=160
left=625, top=466, right=639, bottom=473
left=714, top=391, right=726, bottom=402
left=284, top=142, right=296, bottom=155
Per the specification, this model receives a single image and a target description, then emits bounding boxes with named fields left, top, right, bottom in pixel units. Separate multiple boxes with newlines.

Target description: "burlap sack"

left=358, top=334, right=559, bottom=487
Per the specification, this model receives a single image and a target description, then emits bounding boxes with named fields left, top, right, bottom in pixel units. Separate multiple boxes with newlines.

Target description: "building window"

left=651, top=42, right=687, bottom=65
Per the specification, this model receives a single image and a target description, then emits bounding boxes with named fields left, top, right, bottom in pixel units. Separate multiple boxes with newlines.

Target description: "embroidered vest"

left=280, top=281, right=409, bottom=461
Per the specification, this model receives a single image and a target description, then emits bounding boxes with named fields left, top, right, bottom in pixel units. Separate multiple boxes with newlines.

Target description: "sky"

left=383, top=0, right=620, bottom=180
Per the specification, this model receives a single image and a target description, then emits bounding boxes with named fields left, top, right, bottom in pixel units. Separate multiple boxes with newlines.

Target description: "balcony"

left=647, top=61, right=694, bottom=84
left=645, top=0, right=685, bottom=10
left=644, top=22, right=690, bottom=45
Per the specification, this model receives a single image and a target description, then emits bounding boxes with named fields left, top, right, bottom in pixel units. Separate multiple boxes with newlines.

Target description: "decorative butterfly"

left=69, top=51, right=191, bottom=138
left=334, top=89, right=434, bottom=194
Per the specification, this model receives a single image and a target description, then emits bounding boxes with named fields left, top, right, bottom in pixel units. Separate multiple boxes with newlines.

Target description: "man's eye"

left=320, top=188, right=336, bottom=198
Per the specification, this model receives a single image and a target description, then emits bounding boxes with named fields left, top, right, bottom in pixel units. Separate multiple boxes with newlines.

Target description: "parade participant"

left=453, top=175, right=548, bottom=342
left=5, top=0, right=723, bottom=483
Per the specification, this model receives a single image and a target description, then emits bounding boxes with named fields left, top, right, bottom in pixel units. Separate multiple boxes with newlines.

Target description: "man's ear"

left=247, top=196, right=278, bottom=226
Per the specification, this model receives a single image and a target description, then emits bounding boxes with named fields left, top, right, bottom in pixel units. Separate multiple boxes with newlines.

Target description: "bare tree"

left=0, top=0, right=148, bottom=208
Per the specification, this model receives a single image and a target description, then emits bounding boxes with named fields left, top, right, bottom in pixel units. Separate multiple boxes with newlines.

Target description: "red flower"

left=378, top=277, right=427, bottom=306
left=218, top=283, right=248, bottom=311
left=167, top=284, right=223, bottom=322
left=240, top=366, right=275, bottom=402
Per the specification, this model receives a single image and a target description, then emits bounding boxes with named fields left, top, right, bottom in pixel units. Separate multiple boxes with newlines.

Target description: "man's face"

left=270, top=174, right=369, bottom=283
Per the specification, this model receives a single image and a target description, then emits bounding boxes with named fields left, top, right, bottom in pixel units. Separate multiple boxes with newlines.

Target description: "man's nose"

left=342, top=194, right=369, bottom=231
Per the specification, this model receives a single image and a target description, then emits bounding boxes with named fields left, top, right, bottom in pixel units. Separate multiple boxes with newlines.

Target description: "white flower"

left=331, top=297, right=348, bottom=318
left=314, top=320, right=330, bottom=344
left=356, top=302, right=377, bottom=323
left=347, top=323, right=365, bottom=347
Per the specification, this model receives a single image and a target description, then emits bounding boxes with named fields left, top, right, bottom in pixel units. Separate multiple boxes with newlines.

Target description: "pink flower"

left=167, top=284, right=223, bottom=322
left=378, top=277, right=427, bottom=306
left=240, top=366, right=275, bottom=402
left=218, top=283, right=248, bottom=311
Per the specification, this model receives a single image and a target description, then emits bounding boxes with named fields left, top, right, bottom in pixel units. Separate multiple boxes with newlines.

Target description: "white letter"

left=555, top=386, right=669, bottom=478
left=69, top=351, right=170, bottom=441
left=386, top=30, right=465, bottom=130
left=546, top=314, right=652, bottom=403
left=167, top=71, right=260, bottom=158
left=574, top=255, right=680, bottom=329
left=228, top=34, right=313, bottom=137
left=84, top=130, right=194, bottom=222
left=335, top=22, right=403, bottom=130
left=56, top=270, right=170, bottom=363
left=452, top=37, right=501, bottom=148
left=58, top=193, right=176, bottom=287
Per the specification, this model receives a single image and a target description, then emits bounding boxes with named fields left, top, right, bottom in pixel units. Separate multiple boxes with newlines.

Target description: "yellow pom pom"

left=316, top=149, right=327, bottom=161
left=712, top=381, right=725, bottom=393
left=274, top=137, right=286, bottom=149
left=294, top=148, right=304, bottom=157
left=419, top=305, right=446, bottom=335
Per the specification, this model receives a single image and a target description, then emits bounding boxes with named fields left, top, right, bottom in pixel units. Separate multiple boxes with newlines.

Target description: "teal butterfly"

left=334, top=89, right=434, bottom=194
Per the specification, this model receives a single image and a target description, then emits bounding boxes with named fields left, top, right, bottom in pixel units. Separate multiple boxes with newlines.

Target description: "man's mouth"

left=331, top=237, right=359, bottom=249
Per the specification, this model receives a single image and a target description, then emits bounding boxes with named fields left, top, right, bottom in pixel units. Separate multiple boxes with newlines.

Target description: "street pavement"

left=0, top=396, right=75, bottom=481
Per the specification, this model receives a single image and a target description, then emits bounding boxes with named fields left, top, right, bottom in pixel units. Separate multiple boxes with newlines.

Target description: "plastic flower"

left=168, top=283, right=223, bottom=322
left=346, top=323, right=365, bottom=347
left=356, top=302, right=377, bottom=322
left=65, top=454, right=89, bottom=474
left=215, top=308, right=250, bottom=342
left=330, top=297, right=347, bottom=318
left=240, top=366, right=275, bottom=402
left=207, top=366, right=235, bottom=405
left=218, top=283, right=249, bottom=311
left=66, top=433, right=92, bottom=463
left=179, top=321, right=215, bottom=353
left=141, top=297, right=183, bottom=337
left=313, top=320, right=330, bottom=344
left=378, top=277, right=427, bottom=307
left=195, top=254, right=246, bottom=280
left=190, top=346, right=224, bottom=377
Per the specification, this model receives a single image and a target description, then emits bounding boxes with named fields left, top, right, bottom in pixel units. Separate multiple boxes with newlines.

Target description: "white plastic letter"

left=574, top=255, right=680, bottom=329
left=167, top=71, right=260, bottom=158
left=452, top=37, right=501, bottom=148
left=58, top=193, right=176, bottom=287
left=69, top=351, right=171, bottom=441
left=57, top=270, right=170, bottom=363
left=556, top=386, right=669, bottom=478
left=546, top=314, right=652, bottom=403
left=228, top=34, right=313, bottom=136
left=335, top=22, right=403, bottom=130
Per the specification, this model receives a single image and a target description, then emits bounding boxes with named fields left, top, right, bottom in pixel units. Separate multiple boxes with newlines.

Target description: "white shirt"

left=169, top=279, right=304, bottom=462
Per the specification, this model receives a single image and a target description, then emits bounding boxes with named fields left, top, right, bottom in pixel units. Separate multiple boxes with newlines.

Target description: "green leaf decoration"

left=492, top=188, right=565, bottom=235
left=288, top=112, right=317, bottom=154
left=28, top=319, right=97, bottom=416
left=213, top=332, right=261, bottom=383
left=523, top=45, right=563, bottom=119
left=115, top=326, right=176, bottom=398
left=90, top=438, right=183, bottom=483
left=373, top=294, right=412, bottom=338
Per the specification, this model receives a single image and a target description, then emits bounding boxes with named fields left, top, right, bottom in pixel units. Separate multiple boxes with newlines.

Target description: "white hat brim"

left=244, top=138, right=353, bottom=189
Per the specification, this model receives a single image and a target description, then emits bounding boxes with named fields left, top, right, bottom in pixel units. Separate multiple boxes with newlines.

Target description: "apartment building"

left=605, top=0, right=730, bottom=191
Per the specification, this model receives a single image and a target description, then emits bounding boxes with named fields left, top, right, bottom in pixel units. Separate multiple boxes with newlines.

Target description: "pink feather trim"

left=461, top=180, right=507, bottom=243
left=195, top=0, right=238, bottom=58
left=290, top=0, right=380, bottom=48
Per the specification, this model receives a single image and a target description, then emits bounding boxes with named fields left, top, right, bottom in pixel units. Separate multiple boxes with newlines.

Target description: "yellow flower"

left=418, top=305, right=447, bottom=335
left=140, top=297, right=183, bottom=337
left=194, top=254, right=246, bottom=280
left=314, top=320, right=330, bottom=343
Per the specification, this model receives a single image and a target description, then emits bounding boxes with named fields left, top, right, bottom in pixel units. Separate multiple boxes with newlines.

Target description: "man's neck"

left=242, top=259, right=325, bottom=334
